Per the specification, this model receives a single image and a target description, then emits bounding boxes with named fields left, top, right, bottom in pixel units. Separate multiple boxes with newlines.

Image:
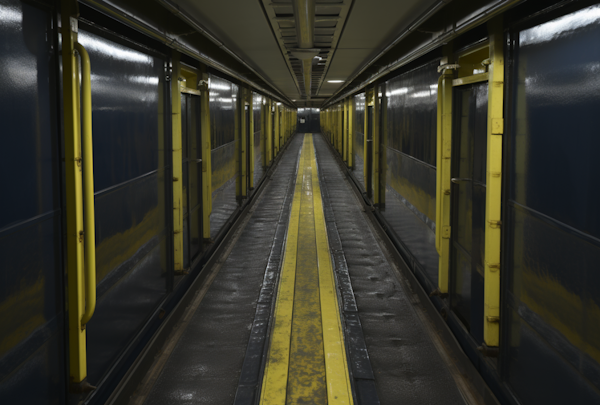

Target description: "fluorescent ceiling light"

left=327, top=80, right=344, bottom=83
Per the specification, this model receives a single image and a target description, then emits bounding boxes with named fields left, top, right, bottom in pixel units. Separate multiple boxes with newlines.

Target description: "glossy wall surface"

left=354, top=93, right=365, bottom=190
left=298, top=108, right=320, bottom=133
left=181, top=94, right=203, bottom=269
left=209, top=74, right=239, bottom=238
left=505, top=5, right=600, bottom=404
left=253, top=92, right=263, bottom=186
left=0, top=1, right=65, bottom=402
left=77, top=29, right=170, bottom=384
left=379, top=61, right=439, bottom=287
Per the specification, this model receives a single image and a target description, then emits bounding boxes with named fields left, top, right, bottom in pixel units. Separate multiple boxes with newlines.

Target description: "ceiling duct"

left=291, top=0, right=318, bottom=99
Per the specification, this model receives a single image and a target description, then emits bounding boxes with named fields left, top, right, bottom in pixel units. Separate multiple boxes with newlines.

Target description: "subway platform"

left=122, top=133, right=487, bottom=405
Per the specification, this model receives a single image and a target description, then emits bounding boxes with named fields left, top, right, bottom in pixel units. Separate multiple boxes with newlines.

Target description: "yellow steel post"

left=337, top=104, right=343, bottom=154
left=261, top=97, right=267, bottom=168
left=364, top=91, right=372, bottom=190
left=334, top=106, right=338, bottom=152
left=249, top=91, right=255, bottom=189
left=61, top=0, right=87, bottom=385
left=200, top=67, right=212, bottom=240
left=274, top=104, right=280, bottom=155
left=171, top=51, right=184, bottom=271
left=436, top=66, right=454, bottom=294
left=333, top=107, right=337, bottom=149
left=74, top=42, right=97, bottom=328
left=283, top=107, right=287, bottom=144
left=348, top=98, right=354, bottom=169
left=266, top=99, right=272, bottom=164
left=484, top=18, right=504, bottom=347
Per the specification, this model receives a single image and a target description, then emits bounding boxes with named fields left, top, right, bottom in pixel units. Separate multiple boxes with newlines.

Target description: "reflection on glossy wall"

left=209, top=74, right=239, bottom=238
left=0, top=1, right=65, bottom=403
left=354, top=93, right=365, bottom=189
left=77, top=29, right=169, bottom=384
left=506, top=5, right=600, bottom=404
left=378, top=62, right=439, bottom=288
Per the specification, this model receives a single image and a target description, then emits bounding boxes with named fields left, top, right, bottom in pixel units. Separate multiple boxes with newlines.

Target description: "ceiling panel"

left=171, top=0, right=441, bottom=106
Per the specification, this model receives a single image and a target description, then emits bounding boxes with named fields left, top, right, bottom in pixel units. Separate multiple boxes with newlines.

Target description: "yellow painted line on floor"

left=309, top=135, right=354, bottom=405
left=287, top=136, right=326, bottom=404
left=260, top=134, right=353, bottom=405
left=259, top=136, right=306, bottom=404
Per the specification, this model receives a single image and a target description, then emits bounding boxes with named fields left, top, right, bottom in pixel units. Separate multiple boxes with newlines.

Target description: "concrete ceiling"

left=174, top=0, right=440, bottom=107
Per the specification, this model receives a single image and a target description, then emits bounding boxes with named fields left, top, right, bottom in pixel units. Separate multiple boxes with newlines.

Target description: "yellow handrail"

left=75, top=42, right=97, bottom=327
left=435, top=74, right=443, bottom=254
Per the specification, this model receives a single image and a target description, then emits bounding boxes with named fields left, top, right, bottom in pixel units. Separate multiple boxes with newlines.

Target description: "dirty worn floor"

left=129, top=133, right=466, bottom=405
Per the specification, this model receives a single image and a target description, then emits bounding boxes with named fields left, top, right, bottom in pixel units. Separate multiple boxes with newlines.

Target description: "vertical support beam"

left=348, top=97, right=354, bottom=169
left=282, top=107, right=287, bottom=144
left=436, top=68, right=453, bottom=294
left=337, top=104, right=343, bottom=154
left=171, top=51, right=184, bottom=271
left=373, top=86, right=381, bottom=205
left=484, top=17, right=504, bottom=347
left=249, top=91, right=255, bottom=189
left=61, top=0, right=87, bottom=385
left=364, top=90, right=373, bottom=193
left=200, top=67, right=212, bottom=240
left=266, top=99, right=273, bottom=164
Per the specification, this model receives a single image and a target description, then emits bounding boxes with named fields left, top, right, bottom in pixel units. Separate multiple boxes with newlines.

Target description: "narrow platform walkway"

left=260, top=134, right=352, bottom=405
left=128, top=133, right=468, bottom=405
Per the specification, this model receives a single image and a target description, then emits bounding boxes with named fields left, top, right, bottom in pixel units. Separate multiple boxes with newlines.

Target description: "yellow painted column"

left=436, top=68, right=453, bottom=294
left=171, top=52, right=184, bottom=271
left=348, top=98, right=354, bottom=169
left=274, top=104, right=280, bottom=155
left=261, top=98, right=268, bottom=168
left=364, top=91, right=371, bottom=191
left=483, top=18, right=504, bottom=347
left=200, top=67, right=212, bottom=240
left=265, top=99, right=274, bottom=166
left=337, top=104, right=343, bottom=154
left=61, top=0, right=87, bottom=385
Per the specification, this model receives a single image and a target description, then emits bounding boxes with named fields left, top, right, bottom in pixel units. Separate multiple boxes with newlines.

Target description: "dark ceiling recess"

left=261, top=0, right=353, bottom=105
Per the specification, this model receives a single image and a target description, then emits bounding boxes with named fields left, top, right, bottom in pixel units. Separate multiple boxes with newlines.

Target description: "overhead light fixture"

left=327, top=80, right=344, bottom=83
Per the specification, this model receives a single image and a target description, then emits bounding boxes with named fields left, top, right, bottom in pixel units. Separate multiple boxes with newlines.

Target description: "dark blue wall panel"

left=77, top=29, right=169, bottom=385
left=0, top=1, right=66, bottom=403
left=506, top=5, right=600, bottom=404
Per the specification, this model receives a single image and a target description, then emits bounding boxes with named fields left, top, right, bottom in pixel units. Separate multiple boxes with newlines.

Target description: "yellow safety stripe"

left=287, top=136, right=326, bottom=403
left=310, top=136, right=354, bottom=405
left=259, top=137, right=303, bottom=403
left=260, top=134, right=353, bottom=405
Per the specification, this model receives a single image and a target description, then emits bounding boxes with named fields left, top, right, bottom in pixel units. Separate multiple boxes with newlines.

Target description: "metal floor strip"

left=233, top=138, right=303, bottom=405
